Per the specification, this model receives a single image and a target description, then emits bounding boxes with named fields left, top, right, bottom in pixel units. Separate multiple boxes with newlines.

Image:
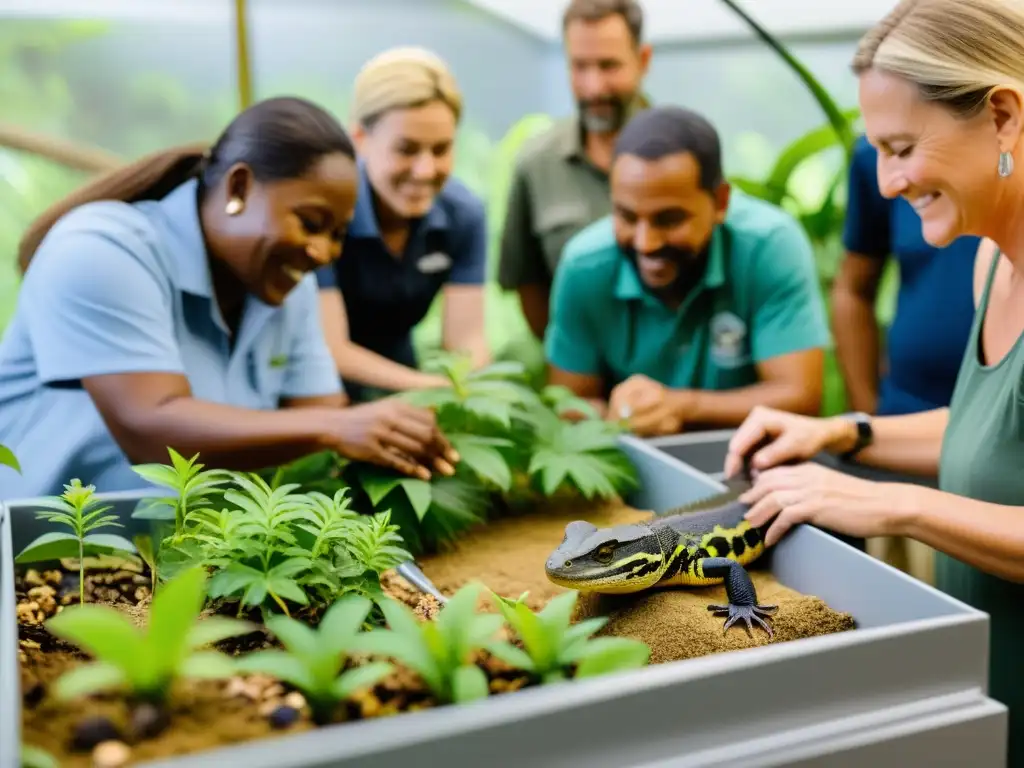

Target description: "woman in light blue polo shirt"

left=0, top=96, right=458, bottom=499
left=316, top=47, right=491, bottom=403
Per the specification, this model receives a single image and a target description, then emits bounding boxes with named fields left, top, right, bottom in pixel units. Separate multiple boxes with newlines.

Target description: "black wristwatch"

left=836, top=411, right=873, bottom=460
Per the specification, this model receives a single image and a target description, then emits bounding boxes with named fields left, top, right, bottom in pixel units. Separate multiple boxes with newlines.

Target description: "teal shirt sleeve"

left=748, top=220, right=831, bottom=363
left=22, top=222, right=185, bottom=383
left=280, top=276, right=343, bottom=399
left=544, top=255, right=602, bottom=375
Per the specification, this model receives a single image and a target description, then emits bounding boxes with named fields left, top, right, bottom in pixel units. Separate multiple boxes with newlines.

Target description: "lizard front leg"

left=699, top=557, right=778, bottom=639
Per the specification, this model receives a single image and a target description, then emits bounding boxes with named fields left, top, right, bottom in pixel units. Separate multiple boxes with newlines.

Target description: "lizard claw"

left=707, top=602, right=778, bottom=639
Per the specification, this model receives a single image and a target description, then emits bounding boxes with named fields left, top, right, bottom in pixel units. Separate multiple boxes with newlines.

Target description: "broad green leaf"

left=235, top=650, right=315, bottom=691
left=20, top=744, right=58, bottom=768
left=572, top=637, right=651, bottom=678
left=357, top=470, right=403, bottom=506
left=178, top=650, right=238, bottom=679
left=0, top=443, right=20, bottom=473
left=46, top=605, right=146, bottom=667
left=465, top=360, right=526, bottom=380
left=333, top=661, right=393, bottom=699
left=485, top=641, right=535, bottom=672
left=451, top=664, right=489, bottom=703
left=50, top=661, right=126, bottom=701
left=449, top=436, right=511, bottom=491
left=319, top=593, right=373, bottom=642
left=188, top=616, right=257, bottom=648
left=82, top=532, right=137, bottom=556
left=399, top=479, right=433, bottom=520
left=15, top=531, right=80, bottom=564
left=147, top=567, right=208, bottom=671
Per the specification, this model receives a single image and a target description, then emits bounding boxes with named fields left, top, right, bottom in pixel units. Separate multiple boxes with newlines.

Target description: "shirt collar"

left=558, top=92, right=653, bottom=162
left=154, top=177, right=214, bottom=298
left=348, top=157, right=451, bottom=238
left=613, top=222, right=728, bottom=306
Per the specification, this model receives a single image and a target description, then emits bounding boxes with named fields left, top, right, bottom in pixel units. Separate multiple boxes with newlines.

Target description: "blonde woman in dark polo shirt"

left=316, top=47, right=490, bottom=403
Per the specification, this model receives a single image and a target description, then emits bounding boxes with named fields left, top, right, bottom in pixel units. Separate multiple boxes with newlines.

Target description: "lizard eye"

left=594, top=544, right=615, bottom=564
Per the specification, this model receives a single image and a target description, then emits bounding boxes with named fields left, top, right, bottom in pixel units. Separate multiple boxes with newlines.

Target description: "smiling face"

left=355, top=100, right=457, bottom=220
left=564, top=14, right=650, bottom=134
left=214, top=152, right=359, bottom=306
left=857, top=67, right=1019, bottom=247
left=610, top=151, right=730, bottom=303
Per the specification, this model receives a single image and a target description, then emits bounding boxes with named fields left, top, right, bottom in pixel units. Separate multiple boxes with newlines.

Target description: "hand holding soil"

left=326, top=398, right=459, bottom=480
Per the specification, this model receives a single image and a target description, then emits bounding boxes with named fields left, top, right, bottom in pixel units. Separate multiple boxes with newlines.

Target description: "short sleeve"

left=496, top=164, right=550, bottom=289
left=748, top=220, right=832, bottom=364
left=544, top=256, right=602, bottom=375
left=314, top=263, right=338, bottom=290
left=22, top=222, right=185, bottom=384
left=447, top=193, right=487, bottom=285
left=280, top=276, right=344, bottom=399
left=842, top=135, right=891, bottom=258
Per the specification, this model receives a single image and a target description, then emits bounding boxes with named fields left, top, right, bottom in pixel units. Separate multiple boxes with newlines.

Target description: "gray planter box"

left=645, top=429, right=940, bottom=488
left=1, top=436, right=1006, bottom=767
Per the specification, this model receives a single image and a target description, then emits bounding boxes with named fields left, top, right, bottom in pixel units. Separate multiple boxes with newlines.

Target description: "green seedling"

left=131, top=447, right=232, bottom=539
left=352, top=582, right=503, bottom=704
left=235, top=593, right=393, bottom=725
left=15, top=479, right=137, bottom=603
left=45, top=567, right=256, bottom=706
left=488, top=590, right=650, bottom=682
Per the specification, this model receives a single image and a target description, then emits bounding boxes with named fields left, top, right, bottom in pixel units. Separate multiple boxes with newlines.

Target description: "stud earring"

left=999, top=151, right=1015, bottom=178
left=225, top=197, right=244, bottom=215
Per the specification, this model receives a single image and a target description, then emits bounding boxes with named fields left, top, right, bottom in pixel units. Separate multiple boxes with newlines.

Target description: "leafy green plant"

left=342, top=356, right=640, bottom=555
left=352, top=582, right=503, bottom=705
left=488, top=590, right=650, bottom=682
left=44, top=567, right=255, bottom=706
left=235, top=593, right=394, bottom=724
left=129, top=464, right=413, bottom=619
left=131, top=447, right=232, bottom=540
left=20, top=744, right=57, bottom=768
left=15, top=479, right=136, bottom=604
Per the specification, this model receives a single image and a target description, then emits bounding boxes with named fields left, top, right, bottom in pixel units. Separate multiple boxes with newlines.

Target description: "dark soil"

left=15, top=559, right=527, bottom=766
left=14, top=499, right=855, bottom=765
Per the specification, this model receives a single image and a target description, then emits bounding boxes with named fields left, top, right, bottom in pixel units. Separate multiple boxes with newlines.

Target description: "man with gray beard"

left=497, top=0, right=652, bottom=340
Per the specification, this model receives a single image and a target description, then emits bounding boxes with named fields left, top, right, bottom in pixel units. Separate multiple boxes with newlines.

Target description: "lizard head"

left=544, top=519, right=666, bottom=594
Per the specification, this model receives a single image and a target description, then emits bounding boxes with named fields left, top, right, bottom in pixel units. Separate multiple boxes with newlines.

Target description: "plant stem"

left=78, top=537, right=85, bottom=604
left=269, top=590, right=291, bottom=617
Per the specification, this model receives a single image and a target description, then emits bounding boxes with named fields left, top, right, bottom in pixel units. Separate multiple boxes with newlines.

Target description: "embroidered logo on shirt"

left=709, top=311, right=750, bottom=369
left=417, top=251, right=453, bottom=274
left=269, top=354, right=289, bottom=369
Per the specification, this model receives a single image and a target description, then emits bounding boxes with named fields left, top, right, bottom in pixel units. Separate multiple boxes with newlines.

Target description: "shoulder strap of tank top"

left=979, top=244, right=1001, bottom=309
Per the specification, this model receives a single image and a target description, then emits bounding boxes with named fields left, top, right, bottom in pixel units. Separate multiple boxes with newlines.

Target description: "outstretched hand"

left=739, top=462, right=912, bottom=547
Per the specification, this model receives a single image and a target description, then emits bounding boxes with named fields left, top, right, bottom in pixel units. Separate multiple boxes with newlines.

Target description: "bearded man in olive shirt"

left=497, top=0, right=652, bottom=340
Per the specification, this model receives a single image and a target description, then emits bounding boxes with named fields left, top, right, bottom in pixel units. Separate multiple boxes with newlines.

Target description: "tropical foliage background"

left=0, top=1, right=900, bottom=416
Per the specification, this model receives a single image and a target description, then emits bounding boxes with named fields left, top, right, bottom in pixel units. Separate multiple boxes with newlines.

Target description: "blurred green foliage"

left=0, top=17, right=897, bottom=422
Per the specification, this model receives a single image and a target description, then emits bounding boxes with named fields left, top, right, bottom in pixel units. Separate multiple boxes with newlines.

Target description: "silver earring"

left=999, top=151, right=1014, bottom=178
left=225, top=197, right=244, bottom=215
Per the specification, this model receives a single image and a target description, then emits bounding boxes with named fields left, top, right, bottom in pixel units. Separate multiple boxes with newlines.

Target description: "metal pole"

left=234, top=0, right=254, bottom=110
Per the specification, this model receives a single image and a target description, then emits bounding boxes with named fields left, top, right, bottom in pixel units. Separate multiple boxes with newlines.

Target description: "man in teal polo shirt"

left=545, top=105, right=829, bottom=436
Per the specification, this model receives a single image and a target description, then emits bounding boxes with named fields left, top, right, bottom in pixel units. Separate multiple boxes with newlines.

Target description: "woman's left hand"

left=739, top=462, right=913, bottom=547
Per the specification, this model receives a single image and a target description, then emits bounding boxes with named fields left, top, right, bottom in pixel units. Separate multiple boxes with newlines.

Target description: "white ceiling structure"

left=0, top=0, right=899, bottom=44
left=463, top=0, right=901, bottom=44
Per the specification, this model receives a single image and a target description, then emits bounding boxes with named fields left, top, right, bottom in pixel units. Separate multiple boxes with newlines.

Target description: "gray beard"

left=579, top=100, right=630, bottom=134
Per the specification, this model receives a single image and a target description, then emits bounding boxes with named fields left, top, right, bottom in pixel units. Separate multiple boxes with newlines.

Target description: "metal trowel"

left=396, top=560, right=448, bottom=604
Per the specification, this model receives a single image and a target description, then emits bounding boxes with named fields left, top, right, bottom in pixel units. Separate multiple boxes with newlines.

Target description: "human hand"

left=739, top=462, right=913, bottom=547
left=723, top=405, right=858, bottom=479
left=328, top=398, right=459, bottom=480
left=607, top=374, right=687, bottom=437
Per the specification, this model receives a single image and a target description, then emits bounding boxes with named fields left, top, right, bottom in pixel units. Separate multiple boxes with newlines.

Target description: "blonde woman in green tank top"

left=722, top=1, right=1024, bottom=764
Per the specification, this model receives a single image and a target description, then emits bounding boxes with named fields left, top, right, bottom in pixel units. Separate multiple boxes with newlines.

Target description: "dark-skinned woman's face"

left=210, top=152, right=359, bottom=306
